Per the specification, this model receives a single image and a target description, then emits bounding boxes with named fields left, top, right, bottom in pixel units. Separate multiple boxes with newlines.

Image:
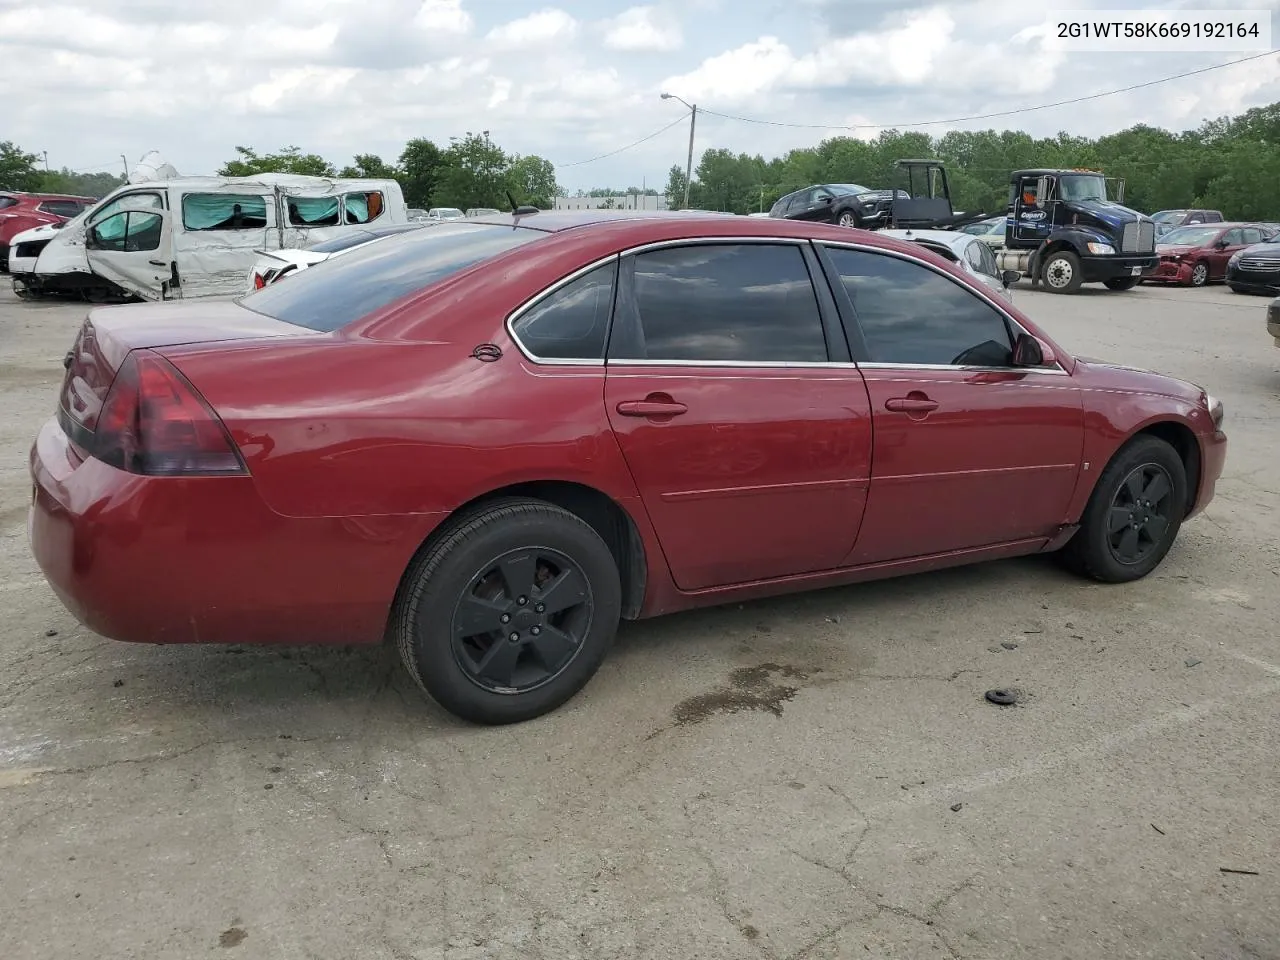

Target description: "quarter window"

left=511, top=261, right=616, bottom=360
left=612, top=243, right=828, bottom=363
left=181, top=193, right=269, bottom=231
left=826, top=247, right=1014, bottom=367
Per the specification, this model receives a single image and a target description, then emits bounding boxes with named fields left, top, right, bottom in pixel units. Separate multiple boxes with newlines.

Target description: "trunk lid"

left=58, top=299, right=316, bottom=438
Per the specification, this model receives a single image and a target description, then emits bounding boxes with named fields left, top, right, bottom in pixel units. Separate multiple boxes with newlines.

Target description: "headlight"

left=1205, top=392, right=1224, bottom=429
left=1087, top=242, right=1115, bottom=255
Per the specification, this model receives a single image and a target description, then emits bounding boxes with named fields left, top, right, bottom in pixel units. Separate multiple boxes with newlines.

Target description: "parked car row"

left=1148, top=222, right=1279, bottom=289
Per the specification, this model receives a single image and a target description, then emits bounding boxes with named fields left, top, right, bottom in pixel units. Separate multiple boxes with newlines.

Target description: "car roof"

left=463, top=208, right=748, bottom=233
left=878, top=228, right=972, bottom=250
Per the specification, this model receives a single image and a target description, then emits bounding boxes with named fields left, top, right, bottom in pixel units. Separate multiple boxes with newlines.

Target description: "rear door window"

left=241, top=222, right=543, bottom=332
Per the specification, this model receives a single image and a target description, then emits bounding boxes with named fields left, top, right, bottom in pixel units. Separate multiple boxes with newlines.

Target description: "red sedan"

left=1148, top=222, right=1276, bottom=287
left=28, top=211, right=1227, bottom=724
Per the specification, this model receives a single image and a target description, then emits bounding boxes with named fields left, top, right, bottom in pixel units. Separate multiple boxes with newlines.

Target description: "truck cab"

left=1001, top=169, right=1157, bottom=294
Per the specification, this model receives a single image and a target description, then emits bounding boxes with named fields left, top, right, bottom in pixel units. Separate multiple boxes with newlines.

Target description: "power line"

left=697, top=50, right=1279, bottom=131
left=557, top=115, right=688, bottom=168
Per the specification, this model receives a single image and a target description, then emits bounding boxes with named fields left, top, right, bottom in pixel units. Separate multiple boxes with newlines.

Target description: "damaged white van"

left=11, top=168, right=407, bottom=301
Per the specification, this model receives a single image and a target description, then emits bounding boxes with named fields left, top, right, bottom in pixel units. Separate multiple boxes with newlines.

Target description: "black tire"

left=1189, top=261, right=1208, bottom=287
left=1058, top=435, right=1188, bottom=583
left=1041, top=250, right=1083, bottom=294
left=393, top=497, right=622, bottom=724
left=1103, top=277, right=1140, bottom=291
left=835, top=208, right=860, bottom=228
left=1228, top=283, right=1245, bottom=294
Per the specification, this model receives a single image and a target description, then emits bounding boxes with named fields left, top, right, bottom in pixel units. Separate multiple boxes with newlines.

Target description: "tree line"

left=5, top=100, right=1278, bottom=218
left=665, top=101, right=1280, bottom=220
left=1, top=132, right=561, bottom=211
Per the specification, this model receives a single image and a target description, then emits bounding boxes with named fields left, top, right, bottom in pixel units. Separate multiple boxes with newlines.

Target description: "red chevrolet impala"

left=28, top=211, right=1227, bottom=724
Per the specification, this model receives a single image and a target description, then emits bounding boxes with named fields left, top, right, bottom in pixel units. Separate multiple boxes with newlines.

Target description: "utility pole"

left=661, top=93, right=697, bottom=210
left=121, top=154, right=129, bottom=178
left=42, top=151, right=49, bottom=172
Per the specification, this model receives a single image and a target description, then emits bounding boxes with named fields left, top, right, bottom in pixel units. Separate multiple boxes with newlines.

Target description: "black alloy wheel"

left=450, top=546, right=593, bottom=695
left=394, top=498, right=622, bottom=724
left=1105, top=463, right=1174, bottom=566
left=1057, top=435, right=1187, bottom=583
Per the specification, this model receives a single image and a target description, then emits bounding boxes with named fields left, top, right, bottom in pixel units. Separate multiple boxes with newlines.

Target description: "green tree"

left=505, top=154, right=559, bottom=208
left=435, top=132, right=509, bottom=210
left=0, top=141, right=42, bottom=192
left=218, top=146, right=336, bottom=177
left=398, top=138, right=443, bottom=209
left=38, top=169, right=125, bottom=198
left=338, top=154, right=398, bottom=179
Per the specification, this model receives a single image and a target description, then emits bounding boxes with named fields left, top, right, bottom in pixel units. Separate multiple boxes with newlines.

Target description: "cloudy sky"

left=1, top=0, right=1276, bottom=192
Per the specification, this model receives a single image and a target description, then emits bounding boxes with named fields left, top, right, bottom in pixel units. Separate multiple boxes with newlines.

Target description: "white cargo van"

left=12, top=168, right=407, bottom=301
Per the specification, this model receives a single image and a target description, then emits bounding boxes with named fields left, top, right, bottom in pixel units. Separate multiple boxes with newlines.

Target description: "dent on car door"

left=815, top=243, right=1085, bottom=565
left=603, top=240, right=873, bottom=591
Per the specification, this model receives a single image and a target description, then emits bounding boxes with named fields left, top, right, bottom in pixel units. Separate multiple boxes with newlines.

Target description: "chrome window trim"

left=505, top=236, right=814, bottom=367
left=504, top=233, right=1069, bottom=375
left=816, top=238, right=1070, bottom=375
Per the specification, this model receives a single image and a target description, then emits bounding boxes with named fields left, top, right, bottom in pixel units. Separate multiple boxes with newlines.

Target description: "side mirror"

left=1013, top=332, right=1055, bottom=367
left=1002, top=269, right=1021, bottom=287
left=819, top=195, right=833, bottom=204
left=84, top=227, right=102, bottom=250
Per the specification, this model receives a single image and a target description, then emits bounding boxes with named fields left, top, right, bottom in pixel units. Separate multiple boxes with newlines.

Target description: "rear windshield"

left=240, top=221, right=543, bottom=331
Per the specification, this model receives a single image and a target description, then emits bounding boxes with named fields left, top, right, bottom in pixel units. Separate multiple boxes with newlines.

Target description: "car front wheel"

left=836, top=209, right=859, bottom=228
left=1058, top=435, right=1188, bottom=583
left=1189, top=262, right=1209, bottom=287
left=393, top=498, right=622, bottom=724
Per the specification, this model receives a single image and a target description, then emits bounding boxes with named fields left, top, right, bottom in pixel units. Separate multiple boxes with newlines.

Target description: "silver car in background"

left=879, top=227, right=1020, bottom=302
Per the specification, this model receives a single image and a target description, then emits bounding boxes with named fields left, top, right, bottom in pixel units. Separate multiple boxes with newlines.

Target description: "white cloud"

left=0, top=0, right=1275, bottom=196
left=485, top=8, right=578, bottom=48
left=603, top=6, right=684, bottom=51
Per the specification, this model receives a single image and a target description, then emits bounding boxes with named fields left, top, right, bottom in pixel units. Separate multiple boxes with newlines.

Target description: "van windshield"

left=240, top=221, right=544, bottom=332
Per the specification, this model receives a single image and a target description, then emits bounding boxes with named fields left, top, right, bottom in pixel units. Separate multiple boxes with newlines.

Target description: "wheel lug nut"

left=534, top=603, right=545, bottom=613
left=531, top=626, right=541, bottom=636
left=517, top=596, right=527, bottom=606
left=500, top=614, right=511, bottom=623
left=509, top=632, right=520, bottom=642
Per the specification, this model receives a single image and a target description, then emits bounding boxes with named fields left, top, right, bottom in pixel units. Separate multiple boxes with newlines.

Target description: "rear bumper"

left=1080, top=255, right=1157, bottom=283
left=28, top=416, right=438, bottom=646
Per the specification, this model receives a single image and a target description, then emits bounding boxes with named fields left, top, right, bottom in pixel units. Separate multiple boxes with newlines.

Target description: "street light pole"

left=661, top=93, right=696, bottom=210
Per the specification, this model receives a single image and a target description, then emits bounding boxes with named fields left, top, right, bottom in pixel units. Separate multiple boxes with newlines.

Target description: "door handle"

left=148, top=259, right=166, bottom=267
left=885, top=395, right=939, bottom=413
left=616, top=399, right=687, bottom=417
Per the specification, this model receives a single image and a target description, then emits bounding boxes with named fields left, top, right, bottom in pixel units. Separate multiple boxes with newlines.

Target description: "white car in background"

left=958, top=216, right=1007, bottom=248
left=427, top=207, right=465, bottom=221
left=879, top=227, right=1020, bottom=302
left=246, top=221, right=431, bottom=291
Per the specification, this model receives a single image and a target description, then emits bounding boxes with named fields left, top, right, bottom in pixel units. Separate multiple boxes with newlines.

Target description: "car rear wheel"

left=1058, top=435, right=1188, bottom=583
left=1042, top=251, right=1083, bottom=294
left=393, top=497, right=622, bottom=724
left=1189, top=262, right=1208, bottom=287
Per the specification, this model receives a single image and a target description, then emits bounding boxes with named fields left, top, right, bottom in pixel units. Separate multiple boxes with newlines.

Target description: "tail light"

left=253, top=271, right=267, bottom=289
left=92, top=350, right=246, bottom=476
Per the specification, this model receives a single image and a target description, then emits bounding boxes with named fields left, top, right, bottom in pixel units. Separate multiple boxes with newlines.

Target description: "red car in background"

left=0, top=192, right=97, bottom=272
left=1148, top=222, right=1278, bottom=287
left=28, top=211, right=1227, bottom=725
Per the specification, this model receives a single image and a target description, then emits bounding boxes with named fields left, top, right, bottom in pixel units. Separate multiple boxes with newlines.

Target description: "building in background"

left=554, top=194, right=668, bottom=212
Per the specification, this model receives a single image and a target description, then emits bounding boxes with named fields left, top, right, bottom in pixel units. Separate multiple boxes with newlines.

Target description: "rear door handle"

left=885, top=396, right=939, bottom=413
left=148, top=259, right=166, bottom=267
left=616, top=399, right=688, bottom=417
